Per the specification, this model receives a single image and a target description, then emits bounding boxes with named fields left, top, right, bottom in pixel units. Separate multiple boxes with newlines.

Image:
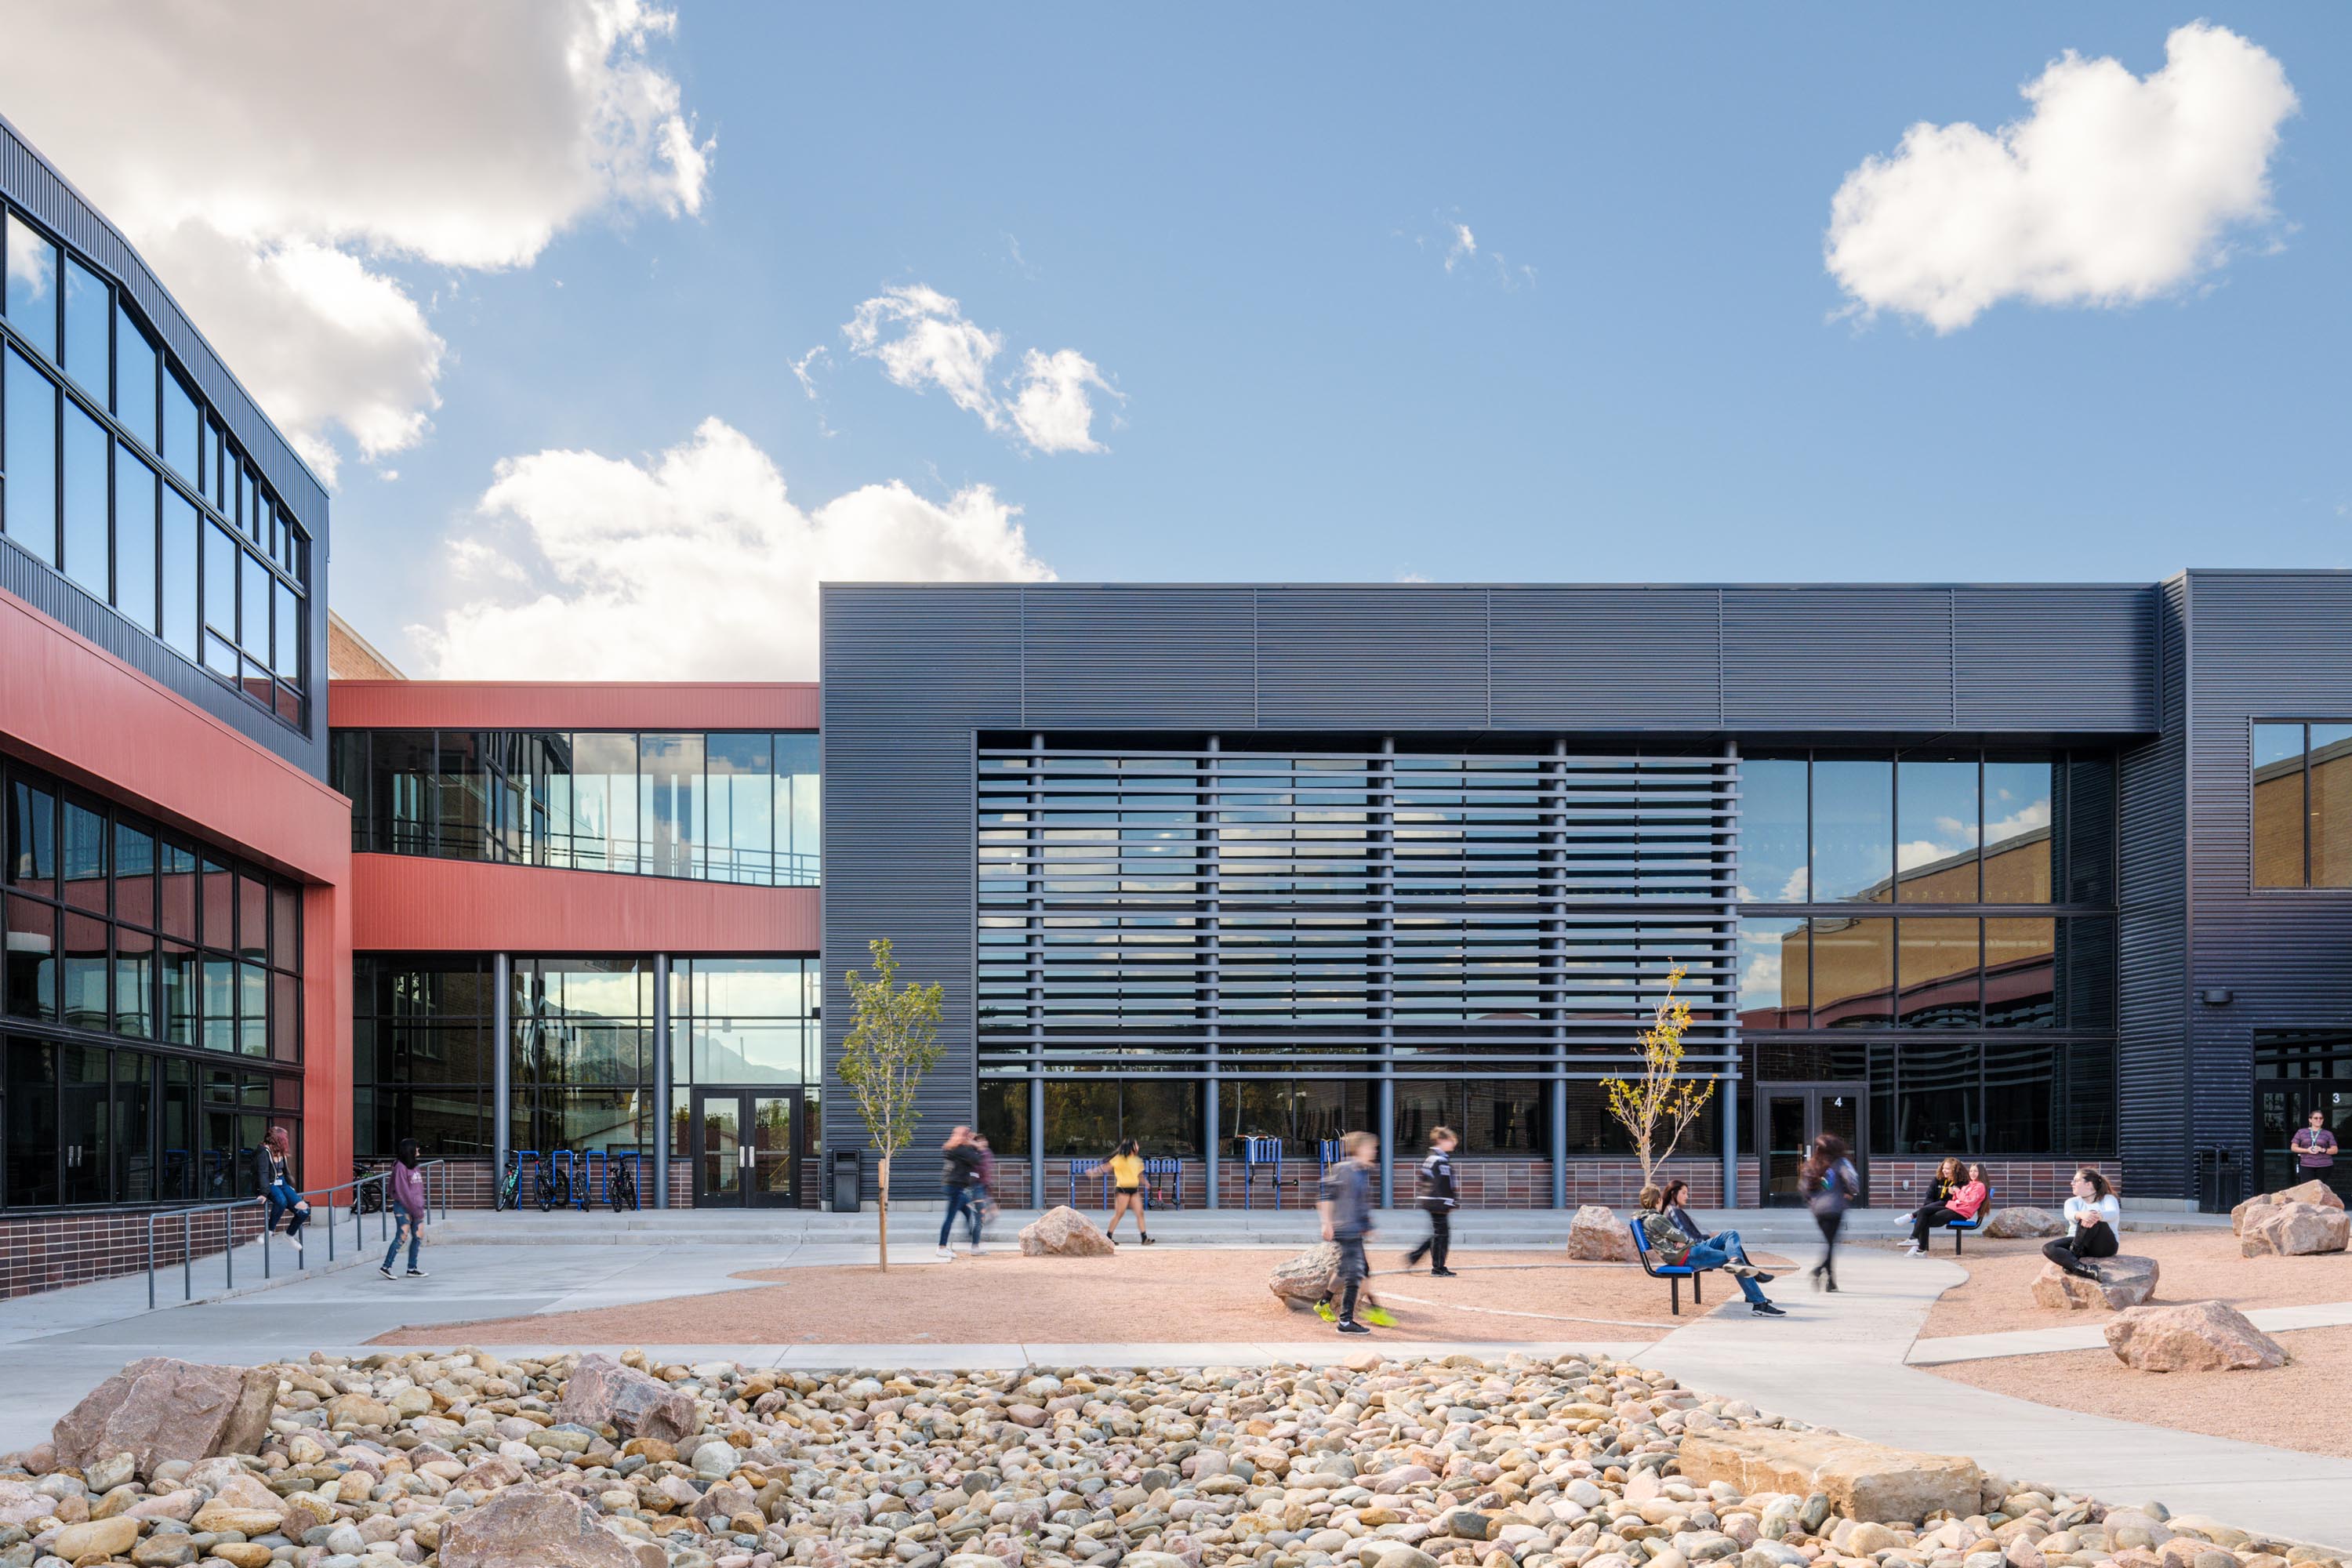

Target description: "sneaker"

left=1751, top=1301, right=1787, bottom=1317
left=290, top=1235, right=303, bottom=1254
left=1314, top=1301, right=1338, bottom=1323
left=1748, top=1272, right=1777, bottom=1285
left=405, top=1269, right=429, bottom=1278
left=1429, top=1267, right=1459, bottom=1278
left=378, top=1266, right=395, bottom=1280
left=1724, top=1262, right=1759, bottom=1278
left=1900, top=1241, right=1922, bottom=1255
left=935, top=1247, right=956, bottom=1261
left=1335, top=1319, right=1372, bottom=1336
left=1361, top=1306, right=1398, bottom=1328
left=970, top=1244, right=986, bottom=1256
left=1141, top=1234, right=1156, bottom=1246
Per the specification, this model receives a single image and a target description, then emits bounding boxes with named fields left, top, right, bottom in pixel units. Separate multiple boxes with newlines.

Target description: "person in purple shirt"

left=379, top=1138, right=429, bottom=1280
left=2292, top=1109, right=2339, bottom=1171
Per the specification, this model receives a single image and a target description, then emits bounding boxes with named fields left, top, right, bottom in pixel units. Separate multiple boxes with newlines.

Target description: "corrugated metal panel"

left=328, top=681, right=819, bottom=732
left=1957, top=588, right=2156, bottom=731
left=2116, top=575, right=2189, bottom=1199
left=1021, top=586, right=1256, bottom=728
left=350, top=854, right=818, bottom=953
left=1255, top=586, right=1491, bottom=728
left=1490, top=587, right=1722, bottom=728
left=1722, top=588, right=1955, bottom=728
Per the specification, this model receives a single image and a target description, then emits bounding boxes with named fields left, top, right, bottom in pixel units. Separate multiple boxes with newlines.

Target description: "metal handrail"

left=143, top=1158, right=449, bottom=1310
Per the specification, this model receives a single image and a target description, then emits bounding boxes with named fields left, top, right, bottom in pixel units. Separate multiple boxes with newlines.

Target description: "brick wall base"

left=985, top=1156, right=1731, bottom=1212
left=1868, top=1157, right=2123, bottom=1210
left=0, top=1204, right=270, bottom=1301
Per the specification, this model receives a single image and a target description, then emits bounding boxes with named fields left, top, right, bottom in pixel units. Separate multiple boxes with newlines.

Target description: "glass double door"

left=2256, top=1080, right=2351, bottom=1200
left=1756, top=1082, right=1867, bottom=1207
left=691, top=1087, right=800, bottom=1207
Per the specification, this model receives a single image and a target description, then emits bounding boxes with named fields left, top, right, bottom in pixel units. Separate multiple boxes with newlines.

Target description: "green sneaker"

left=1313, top=1301, right=1338, bottom=1323
left=1362, top=1306, right=1398, bottom=1328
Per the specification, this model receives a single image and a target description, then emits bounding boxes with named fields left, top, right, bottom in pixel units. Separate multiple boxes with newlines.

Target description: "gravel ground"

left=1927, top=1324, right=2352, bottom=1460
left=1903, top=1231, right=2352, bottom=1340
left=369, top=1250, right=1800, bottom=1348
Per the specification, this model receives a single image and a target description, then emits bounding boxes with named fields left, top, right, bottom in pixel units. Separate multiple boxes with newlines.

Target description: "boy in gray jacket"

left=1316, top=1131, right=1392, bottom=1334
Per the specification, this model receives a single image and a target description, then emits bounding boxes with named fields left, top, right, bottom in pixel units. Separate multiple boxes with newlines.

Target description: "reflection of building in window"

left=2255, top=724, right=2352, bottom=888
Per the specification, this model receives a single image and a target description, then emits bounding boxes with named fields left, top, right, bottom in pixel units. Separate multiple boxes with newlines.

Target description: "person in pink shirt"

left=1902, top=1159, right=1987, bottom=1254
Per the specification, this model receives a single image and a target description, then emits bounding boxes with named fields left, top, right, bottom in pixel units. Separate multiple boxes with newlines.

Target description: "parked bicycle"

left=350, top=1164, right=384, bottom=1218
left=608, top=1157, right=637, bottom=1210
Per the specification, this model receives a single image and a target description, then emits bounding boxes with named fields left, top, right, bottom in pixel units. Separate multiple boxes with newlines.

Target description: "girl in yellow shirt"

left=1105, top=1138, right=1155, bottom=1245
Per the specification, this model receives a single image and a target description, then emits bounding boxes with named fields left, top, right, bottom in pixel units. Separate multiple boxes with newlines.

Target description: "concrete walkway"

left=1907, top=1297, right=2352, bottom=1365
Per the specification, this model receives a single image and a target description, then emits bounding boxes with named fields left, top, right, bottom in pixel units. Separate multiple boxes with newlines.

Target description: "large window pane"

left=160, top=942, right=198, bottom=1045
left=60, top=399, right=109, bottom=601
left=62, top=800, right=106, bottom=912
left=60, top=913, right=108, bottom=1030
left=5, top=894, right=56, bottom=1021
left=5, top=347, right=57, bottom=563
left=1737, top=916, right=1808, bottom=1029
left=1562, top=1080, right=1635, bottom=1154
left=1042, top=1080, right=1119, bottom=1157
left=1812, top=760, right=1893, bottom=902
left=159, top=1058, right=195, bottom=1200
left=238, top=549, right=269, bottom=657
left=706, top=733, right=772, bottom=884
left=114, top=1051, right=154, bottom=1202
left=432, top=731, right=488, bottom=861
left=2310, top=723, right=2352, bottom=888
left=1896, top=757, right=1978, bottom=901
left=114, top=303, right=156, bottom=446
left=203, top=521, right=238, bottom=637
left=1121, top=1080, right=1202, bottom=1156
left=59, top=1044, right=109, bottom=1206
left=1809, top=915, right=1892, bottom=1028
left=1739, top=758, right=1807, bottom=903
left=114, top=821, right=156, bottom=927
left=1465, top=1080, right=1550, bottom=1155
left=201, top=955, right=236, bottom=1050
left=1983, top=1042, right=2053, bottom=1154
left=273, top=579, right=299, bottom=678
left=5, top=214, right=58, bottom=359
left=1982, top=760, right=2053, bottom=902
left=639, top=733, right=704, bottom=878
left=370, top=731, right=434, bottom=855
left=1898, top=917, right=1979, bottom=1028
left=9, top=778, right=55, bottom=889
left=61, top=259, right=107, bottom=399
left=161, top=489, right=199, bottom=659
left=4, top=1040, right=57, bottom=1205
left=571, top=733, right=639, bottom=872
left=1218, top=1078, right=1370, bottom=1156
left=162, top=372, right=200, bottom=486
left=2061, top=1041, right=2118, bottom=1155
left=115, top=926, right=154, bottom=1039
left=158, top=843, right=196, bottom=941
left=113, top=443, right=157, bottom=632
left=692, top=1023, right=804, bottom=1084
left=1896, top=1043, right=1980, bottom=1156
left=778, top=733, right=821, bottom=886
left=1984, top=917, right=2056, bottom=1029
left=977, top=1080, right=1029, bottom=1156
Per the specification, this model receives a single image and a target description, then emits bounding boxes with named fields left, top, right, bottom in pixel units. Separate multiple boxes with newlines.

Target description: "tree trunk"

left=877, top=1151, right=891, bottom=1272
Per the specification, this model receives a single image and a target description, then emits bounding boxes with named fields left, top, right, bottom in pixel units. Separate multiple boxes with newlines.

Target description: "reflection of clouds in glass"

left=1740, top=946, right=1782, bottom=1003
left=1898, top=837, right=1962, bottom=871
left=5, top=226, right=50, bottom=296
left=1985, top=798, right=2051, bottom=841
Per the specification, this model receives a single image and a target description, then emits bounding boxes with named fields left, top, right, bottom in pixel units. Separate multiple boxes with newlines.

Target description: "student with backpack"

left=1401, top=1126, right=1458, bottom=1276
left=1798, top=1134, right=1859, bottom=1292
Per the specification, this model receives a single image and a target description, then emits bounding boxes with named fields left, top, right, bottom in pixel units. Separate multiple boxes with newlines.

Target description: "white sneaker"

left=935, top=1246, right=956, bottom=1260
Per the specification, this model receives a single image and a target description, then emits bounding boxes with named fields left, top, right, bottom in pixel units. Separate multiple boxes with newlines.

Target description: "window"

left=59, top=398, right=108, bottom=601
left=114, top=303, right=156, bottom=447
left=353, top=956, right=491, bottom=1160
left=1737, top=760, right=1807, bottom=903
left=5, top=213, right=59, bottom=360
left=2254, top=722, right=2352, bottom=888
left=61, top=259, right=107, bottom=398
left=114, top=444, right=156, bottom=633
left=5, top=347, right=57, bottom=563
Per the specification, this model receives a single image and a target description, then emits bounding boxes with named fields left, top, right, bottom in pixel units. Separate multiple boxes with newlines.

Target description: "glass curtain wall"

left=332, top=730, right=819, bottom=886
left=2, top=209, right=311, bottom=728
left=668, top=956, right=821, bottom=1157
left=1736, top=750, right=2118, bottom=1157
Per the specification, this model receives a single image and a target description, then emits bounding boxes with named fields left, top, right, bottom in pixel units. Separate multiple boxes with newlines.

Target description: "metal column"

left=1202, top=736, right=1222, bottom=1209
left=1375, top=738, right=1396, bottom=1209
left=1720, top=741, right=1741, bottom=1210
left=652, top=953, right=671, bottom=1209
left=1028, top=1077, right=1045, bottom=1211
left=491, top=953, right=512, bottom=1191
left=1027, top=732, right=1047, bottom=1214
left=1548, top=739, right=1569, bottom=1210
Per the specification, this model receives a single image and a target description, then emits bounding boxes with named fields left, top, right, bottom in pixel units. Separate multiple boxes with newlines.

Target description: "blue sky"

left=11, top=5, right=2348, bottom=676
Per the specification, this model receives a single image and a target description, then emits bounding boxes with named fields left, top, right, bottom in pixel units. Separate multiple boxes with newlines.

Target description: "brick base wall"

left=1868, top=1156, right=2123, bottom=1210
left=0, top=1203, right=270, bottom=1301
left=985, top=1156, right=1729, bottom=1212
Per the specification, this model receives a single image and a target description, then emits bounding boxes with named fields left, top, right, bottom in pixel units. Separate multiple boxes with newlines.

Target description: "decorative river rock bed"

left=2, top=1349, right=2340, bottom=1568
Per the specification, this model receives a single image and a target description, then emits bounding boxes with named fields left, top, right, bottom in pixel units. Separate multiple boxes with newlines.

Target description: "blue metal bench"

left=1142, top=1156, right=1184, bottom=1210
left=1941, top=1184, right=1992, bottom=1254
left=1628, top=1218, right=1709, bottom=1316
left=1069, top=1160, right=1105, bottom=1209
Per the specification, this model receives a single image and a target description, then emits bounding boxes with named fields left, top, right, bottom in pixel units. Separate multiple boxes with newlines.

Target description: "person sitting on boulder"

left=2042, top=1167, right=2121, bottom=1278
left=1901, top=1160, right=1988, bottom=1254
left=1635, top=1184, right=1783, bottom=1316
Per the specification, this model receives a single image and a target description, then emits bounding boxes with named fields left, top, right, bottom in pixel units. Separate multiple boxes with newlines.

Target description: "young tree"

left=837, top=938, right=944, bottom=1272
left=1602, top=965, right=1717, bottom=1193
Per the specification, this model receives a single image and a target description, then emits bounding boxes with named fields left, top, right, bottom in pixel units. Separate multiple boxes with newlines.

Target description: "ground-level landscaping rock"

left=2230, top=1178, right=2346, bottom=1233
left=439, top=1483, right=659, bottom=1568
left=2239, top=1200, right=2350, bottom=1258
left=51, top=1515, right=139, bottom=1562
left=1565, top=1203, right=1637, bottom=1261
left=2030, top=1254, right=2158, bottom=1310
left=1676, top=1427, right=1982, bottom=1523
left=1017, top=1203, right=1116, bottom=1257
left=49, top=1358, right=276, bottom=1477
left=1984, top=1206, right=2063, bottom=1238
left=2107, top=1301, right=2289, bottom=1371
left=554, top=1353, right=696, bottom=1443
left=1269, top=1242, right=1341, bottom=1308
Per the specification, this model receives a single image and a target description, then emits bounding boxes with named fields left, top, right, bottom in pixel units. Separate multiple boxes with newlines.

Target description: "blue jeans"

left=940, top=1185, right=981, bottom=1247
left=265, top=1181, right=307, bottom=1236
left=1682, top=1231, right=1765, bottom=1305
left=384, top=1211, right=422, bottom=1272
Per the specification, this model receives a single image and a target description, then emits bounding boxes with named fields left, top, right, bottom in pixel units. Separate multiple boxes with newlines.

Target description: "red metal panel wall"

left=328, top=681, right=818, bottom=731
left=350, top=854, right=820, bottom=953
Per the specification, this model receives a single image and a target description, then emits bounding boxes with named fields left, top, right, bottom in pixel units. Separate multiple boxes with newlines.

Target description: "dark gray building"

left=819, top=574, right=2352, bottom=1213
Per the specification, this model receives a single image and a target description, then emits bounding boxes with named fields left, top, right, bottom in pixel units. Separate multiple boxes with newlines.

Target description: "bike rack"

left=575, top=1149, right=604, bottom=1212
left=607, top=1149, right=644, bottom=1210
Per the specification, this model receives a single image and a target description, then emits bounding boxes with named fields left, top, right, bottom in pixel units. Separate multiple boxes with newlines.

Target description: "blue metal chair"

left=1241, top=1137, right=1283, bottom=1210
left=1942, top=1185, right=1993, bottom=1254
left=1628, top=1218, right=1708, bottom=1316
left=1069, top=1159, right=1106, bottom=1209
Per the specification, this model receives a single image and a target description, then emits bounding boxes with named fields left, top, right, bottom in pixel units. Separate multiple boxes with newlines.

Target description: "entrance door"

left=2256, top=1081, right=2352, bottom=1200
left=1755, top=1083, right=1867, bottom=1207
left=691, top=1088, right=800, bottom=1207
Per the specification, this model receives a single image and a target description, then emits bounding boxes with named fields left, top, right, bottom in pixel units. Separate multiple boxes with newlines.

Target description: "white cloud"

left=842, top=285, right=1118, bottom=454
left=413, top=418, right=1055, bottom=679
left=1827, top=23, right=2297, bottom=332
left=0, top=0, right=712, bottom=479
left=1444, top=223, right=1478, bottom=273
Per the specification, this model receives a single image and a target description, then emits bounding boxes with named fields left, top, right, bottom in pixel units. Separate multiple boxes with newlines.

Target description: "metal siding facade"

left=1255, top=586, right=1492, bottom=728
left=2117, top=576, right=2190, bottom=1198
left=1956, top=588, right=2156, bottom=732
left=1020, top=586, right=1257, bottom=728
left=1721, top=588, right=1955, bottom=729
left=1490, top=587, right=1722, bottom=728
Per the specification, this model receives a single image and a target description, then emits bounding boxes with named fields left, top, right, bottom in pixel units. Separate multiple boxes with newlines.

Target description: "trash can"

left=829, top=1149, right=862, bottom=1214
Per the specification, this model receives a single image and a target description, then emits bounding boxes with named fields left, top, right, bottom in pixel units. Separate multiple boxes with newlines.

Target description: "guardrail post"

left=146, top=1220, right=155, bottom=1312
left=183, top=1212, right=191, bottom=1302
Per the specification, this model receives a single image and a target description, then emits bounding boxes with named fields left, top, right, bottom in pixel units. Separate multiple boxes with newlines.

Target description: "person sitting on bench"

left=2042, top=1167, right=2121, bottom=1278
left=1635, top=1184, right=1784, bottom=1317
left=1902, top=1160, right=1988, bottom=1254
left=1657, top=1178, right=1771, bottom=1279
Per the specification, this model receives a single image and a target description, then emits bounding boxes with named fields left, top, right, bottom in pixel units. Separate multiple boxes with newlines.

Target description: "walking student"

left=254, top=1125, right=309, bottom=1254
left=936, top=1125, right=985, bottom=1259
left=2042, top=1167, right=2122, bottom=1278
left=1103, top=1138, right=1156, bottom=1245
left=972, top=1133, right=1000, bottom=1241
left=1902, top=1159, right=1987, bottom=1254
left=379, top=1138, right=429, bottom=1279
left=1798, top=1134, right=1858, bottom=1292
left=1317, top=1130, right=1393, bottom=1334
left=1402, top=1126, right=1458, bottom=1276
left=1636, top=1184, right=1783, bottom=1316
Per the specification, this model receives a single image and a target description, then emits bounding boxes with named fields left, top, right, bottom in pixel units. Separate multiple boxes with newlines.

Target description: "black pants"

left=1813, top=1210, right=1842, bottom=1279
left=1334, top=1236, right=1369, bottom=1320
left=2042, top=1227, right=2118, bottom=1273
left=1909, top=1203, right=1963, bottom=1247
left=1406, top=1209, right=1450, bottom=1271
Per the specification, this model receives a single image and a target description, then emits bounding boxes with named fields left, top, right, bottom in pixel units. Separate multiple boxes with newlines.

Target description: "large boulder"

left=2230, top=1178, right=2346, bottom=1234
left=1983, top=1207, right=2063, bottom=1239
left=1269, top=1243, right=1342, bottom=1309
left=1677, top=1428, right=1981, bottom=1524
left=439, top=1484, right=661, bottom=1568
left=554, top=1354, right=696, bottom=1444
left=1017, top=1204, right=1115, bottom=1258
left=2240, top=1200, right=2350, bottom=1258
left=2030, top=1254, right=2158, bottom=1311
left=1565, top=1205, right=1636, bottom=1262
left=51, top=1358, right=277, bottom=1479
left=2106, top=1301, right=2288, bottom=1372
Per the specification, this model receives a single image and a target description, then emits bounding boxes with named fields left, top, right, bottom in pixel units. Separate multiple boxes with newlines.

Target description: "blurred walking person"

left=1317, top=1131, right=1393, bottom=1332
left=1103, top=1138, right=1156, bottom=1245
left=379, top=1138, right=429, bottom=1279
left=1402, top=1126, right=1458, bottom=1276
left=1798, top=1134, right=1859, bottom=1292
left=936, top=1125, right=985, bottom=1259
